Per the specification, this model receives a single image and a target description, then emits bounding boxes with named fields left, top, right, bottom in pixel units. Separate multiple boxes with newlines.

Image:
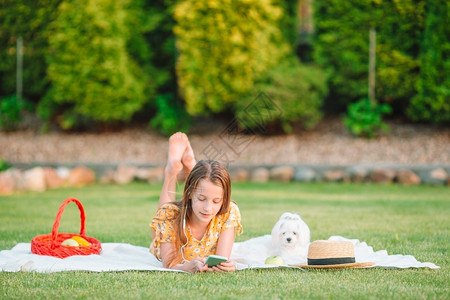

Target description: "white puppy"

left=271, top=212, right=310, bottom=261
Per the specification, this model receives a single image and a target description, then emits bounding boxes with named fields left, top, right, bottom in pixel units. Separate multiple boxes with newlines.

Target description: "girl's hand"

left=209, top=261, right=236, bottom=272
left=181, top=257, right=209, bottom=273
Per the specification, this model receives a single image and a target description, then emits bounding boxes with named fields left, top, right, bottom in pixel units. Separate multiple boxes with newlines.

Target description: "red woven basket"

left=31, top=197, right=101, bottom=258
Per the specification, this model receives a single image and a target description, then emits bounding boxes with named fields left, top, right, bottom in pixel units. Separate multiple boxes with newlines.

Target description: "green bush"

left=140, top=0, right=177, bottom=93
left=235, top=57, right=327, bottom=133
left=0, top=158, right=11, bottom=172
left=407, top=0, right=450, bottom=123
left=0, top=1, right=60, bottom=104
left=0, top=94, right=30, bottom=131
left=276, top=0, right=299, bottom=50
left=136, top=0, right=188, bottom=134
left=149, top=94, right=191, bottom=137
left=313, top=0, right=425, bottom=112
left=344, top=98, right=392, bottom=139
left=1, top=1, right=184, bottom=134
left=38, top=0, right=149, bottom=129
left=376, top=45, right=419, bottom=107
left=173, top=0, right=290, bottom=116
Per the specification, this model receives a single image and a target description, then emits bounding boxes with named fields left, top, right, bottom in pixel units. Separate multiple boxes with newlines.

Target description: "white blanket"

left=231, top=235, right=440, bottom=270
left=0, top=236, right=439, bottom=273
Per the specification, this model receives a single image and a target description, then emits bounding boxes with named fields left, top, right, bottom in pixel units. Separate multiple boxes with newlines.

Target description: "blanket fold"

left=0, top=236, right=439, bottom=273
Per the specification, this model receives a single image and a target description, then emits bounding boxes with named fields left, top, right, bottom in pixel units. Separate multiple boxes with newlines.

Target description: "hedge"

left=313, top=0, right=424, bottom=112
left=408, top=0, right=450, bottom=123
left=37, top=0, right=150, bottom=129
left=173, top=0, right=290, bottom=115
left=0, top=0, right=62, bottom=103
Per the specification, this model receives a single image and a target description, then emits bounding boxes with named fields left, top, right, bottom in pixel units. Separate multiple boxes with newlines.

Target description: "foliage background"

left=313, top=0, right=449, bottom=122
left=38, top=0, right=150, bottom=129
left=0, top=0, right=448, bottom=133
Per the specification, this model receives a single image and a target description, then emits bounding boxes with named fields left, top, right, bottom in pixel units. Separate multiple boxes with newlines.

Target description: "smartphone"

left=204, top=255, right=228, bottom=267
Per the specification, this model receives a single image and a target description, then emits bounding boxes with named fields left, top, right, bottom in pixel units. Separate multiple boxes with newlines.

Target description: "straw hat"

left=295, top=240, right=375, bottom=269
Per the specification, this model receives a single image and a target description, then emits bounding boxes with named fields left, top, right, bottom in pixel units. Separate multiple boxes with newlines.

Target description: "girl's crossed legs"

left=158, top=132, right=196, bottom=208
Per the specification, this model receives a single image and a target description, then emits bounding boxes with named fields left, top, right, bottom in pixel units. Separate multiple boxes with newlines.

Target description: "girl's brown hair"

left=168, top=160, right=231, bottom=267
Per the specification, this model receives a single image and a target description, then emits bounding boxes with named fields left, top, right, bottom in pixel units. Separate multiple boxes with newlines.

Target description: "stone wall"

left=1, top=163, right=449, bottom=195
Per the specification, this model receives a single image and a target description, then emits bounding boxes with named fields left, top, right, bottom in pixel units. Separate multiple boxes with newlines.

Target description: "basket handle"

left=51, top=197, right=86, bottom=245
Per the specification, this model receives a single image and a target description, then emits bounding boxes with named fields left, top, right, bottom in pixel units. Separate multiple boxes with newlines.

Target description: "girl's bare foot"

left=166, top=132, right=188, bottom=178
left=182, top=138, right=197, bottom=178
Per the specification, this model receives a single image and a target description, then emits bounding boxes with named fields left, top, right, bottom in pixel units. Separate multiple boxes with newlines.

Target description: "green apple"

left=265, top=256, right=285, bottom=265
left=61, top=238, right=79, bottom=247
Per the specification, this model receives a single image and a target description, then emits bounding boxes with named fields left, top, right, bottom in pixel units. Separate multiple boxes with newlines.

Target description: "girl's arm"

left=215, top=227, right=236, bottom=258
left=211, top=227, right=236, bottom=272
left=160, top=242, right=208, bottom=273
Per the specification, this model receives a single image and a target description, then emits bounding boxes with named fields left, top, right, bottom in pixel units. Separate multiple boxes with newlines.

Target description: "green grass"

left=1, top=182, right=449, bottom=299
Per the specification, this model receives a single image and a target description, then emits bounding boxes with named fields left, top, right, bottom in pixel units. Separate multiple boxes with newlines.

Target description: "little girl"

left=150, top=132, right=242, bottom=273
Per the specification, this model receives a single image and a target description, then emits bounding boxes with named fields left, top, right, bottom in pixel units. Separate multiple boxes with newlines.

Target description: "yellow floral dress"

left=150, top=201, right=242, bottom=261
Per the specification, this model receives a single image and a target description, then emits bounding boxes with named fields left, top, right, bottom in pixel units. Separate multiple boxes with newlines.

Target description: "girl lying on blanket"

left=150, top=132, right=242, bottom=273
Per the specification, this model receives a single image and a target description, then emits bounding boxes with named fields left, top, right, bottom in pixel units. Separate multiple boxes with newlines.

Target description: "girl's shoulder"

left=229, top=200, right=239, bottom=212
left=160, top=202, right=180, bottom=211
left=214, top=200, right=242, bottom=234
left=155, top=202, right=181, bottom=220
left=217, top=201, right=240, bottom=219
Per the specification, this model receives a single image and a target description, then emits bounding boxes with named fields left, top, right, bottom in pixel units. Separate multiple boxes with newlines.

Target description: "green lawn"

left=1, top=182, right=449, bottom=299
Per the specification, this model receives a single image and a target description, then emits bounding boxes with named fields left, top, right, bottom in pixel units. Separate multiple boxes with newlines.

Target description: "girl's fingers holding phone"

left=216, top=261, right=235, bottom=272
left=196, top=259, right=209, bottom=272
left=199, top=264, right=209, bottom=272
left=196, top=257, right=207, bottom=265
left=187, top=258, right=208, bottom=272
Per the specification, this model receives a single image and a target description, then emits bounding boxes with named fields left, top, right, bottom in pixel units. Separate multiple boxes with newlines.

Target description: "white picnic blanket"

left=0, top=236, right=439, bottom=273
left=231, top=235, right=440, bottom=270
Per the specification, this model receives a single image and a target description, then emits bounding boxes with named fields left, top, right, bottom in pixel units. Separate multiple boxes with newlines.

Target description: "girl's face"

left=190, top=179, right=223, bottom=226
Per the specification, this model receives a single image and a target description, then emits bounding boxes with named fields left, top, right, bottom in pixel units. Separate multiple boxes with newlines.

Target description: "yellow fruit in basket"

left=61, top=238, right=79, bottom=247
left=71, top=236, right=90, bottom=246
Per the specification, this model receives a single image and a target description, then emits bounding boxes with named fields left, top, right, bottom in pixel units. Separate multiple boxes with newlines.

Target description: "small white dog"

left=271, top=212, right=310, bottom=261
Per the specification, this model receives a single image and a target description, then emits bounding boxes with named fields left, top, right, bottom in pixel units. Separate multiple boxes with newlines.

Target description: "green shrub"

left=277, top=0, right=299, bottom=50
left=150, top=94, right=191, bottom=137
left=139, top=0, right=177, bottom=93
left=39, top=0, right=149, bottom=130
left=376, top=45, right=419, bottom=109
left=315, top=0, right=449, bottom=124
left=313, top=0, right=425, bottom=112
left=173, top=0, right=290, bottom=116
left=344, top=98, right=392, bottom=139
left=0, top=94, right=31, bottom=131
left=137, top=0, right=188, bottom=135
left=125, top=0, right=162, bottom=102
left=235, top=57, right=327, bottom=133
left=407, top=0, right=450, bottom=123
left=0, top=1, right=60, bottom=105
left=0, top=159, right=11, bottom=172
